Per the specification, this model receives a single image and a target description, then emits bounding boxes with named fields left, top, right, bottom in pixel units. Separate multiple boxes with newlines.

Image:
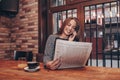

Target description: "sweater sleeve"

left=43, top=35, right=57, bottom=65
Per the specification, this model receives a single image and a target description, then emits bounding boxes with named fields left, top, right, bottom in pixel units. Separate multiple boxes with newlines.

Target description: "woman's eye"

left=73, top=27, right=75, bottom=29
left=72, top=27, right=76, bottom=29
left=67, top=24, right=71, bottom=26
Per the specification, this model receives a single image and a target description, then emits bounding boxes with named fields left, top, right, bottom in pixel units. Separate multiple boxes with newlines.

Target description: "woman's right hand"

left=69, top=31, right=77, bottom=41
left=46, top=58, right=61, bottom=70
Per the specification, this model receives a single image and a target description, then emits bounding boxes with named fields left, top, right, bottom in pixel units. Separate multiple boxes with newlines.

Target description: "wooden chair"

left=14, top=50, right=33, bottom=61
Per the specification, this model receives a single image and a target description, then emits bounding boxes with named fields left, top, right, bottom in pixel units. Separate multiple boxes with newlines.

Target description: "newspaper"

left=53, top=39, right=92, bottom=69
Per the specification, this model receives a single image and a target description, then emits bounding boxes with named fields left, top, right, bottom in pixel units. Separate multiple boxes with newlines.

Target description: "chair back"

left=14, top=50, right=33, bottom=61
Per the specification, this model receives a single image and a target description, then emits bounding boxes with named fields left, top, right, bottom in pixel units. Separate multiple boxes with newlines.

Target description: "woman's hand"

left=69, top=31, right=77, bottom=41
left=46, top=58, right=61, bottom=70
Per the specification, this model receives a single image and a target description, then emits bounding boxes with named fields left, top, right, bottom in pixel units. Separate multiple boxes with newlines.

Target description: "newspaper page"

left=53, top=39, right=92, bottom=69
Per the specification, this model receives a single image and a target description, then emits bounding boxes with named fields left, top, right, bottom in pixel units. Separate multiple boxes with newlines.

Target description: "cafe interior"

left=0, top=0, right=120, bottom=80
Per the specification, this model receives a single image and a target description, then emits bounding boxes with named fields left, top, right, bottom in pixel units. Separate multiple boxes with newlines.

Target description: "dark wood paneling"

left=66, top=0, right=91, bottom=5
left=80, top=0, right=117, bottom=7
left=38, top=0, right=48, bottom=53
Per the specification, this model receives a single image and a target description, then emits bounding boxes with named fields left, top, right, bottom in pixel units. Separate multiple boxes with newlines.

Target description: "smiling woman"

left=43, top=17, right=80, bottom=70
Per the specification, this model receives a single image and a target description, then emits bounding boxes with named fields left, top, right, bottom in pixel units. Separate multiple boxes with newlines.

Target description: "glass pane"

left=90, top=6, right=96, bottom=24
left=58, top=12, right=63, bottom=29
left=104, top=3, right=110, bottom=24
left=52, top=12, right=63, bottom=34
left=73, top=9, right=77, bottom=17
left=67, top=9, right=77, bottom=18
left=67, top=10, right=72, bottom=17
left=111, top=2, right=117, bottom=17
left=51, top=0, right=58, bottom=7
left=97, top=4, right=103, bottom=26
left=84, top=6, right=91, bottom=38
left=111, top=2, right=117, bottom=24
left=53, top=13, right=58, bottom=34
left=62, top=11, right=67, bottom=22
left=85, top=6, right=90, bottom=24
left=50, top=0, right=66, bottom=7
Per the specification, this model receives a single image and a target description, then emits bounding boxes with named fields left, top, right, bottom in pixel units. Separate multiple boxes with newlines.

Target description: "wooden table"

left=0, top=60, right=120, bottom=80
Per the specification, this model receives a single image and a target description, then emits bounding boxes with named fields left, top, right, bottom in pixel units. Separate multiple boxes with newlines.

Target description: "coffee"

left=27, top=62, right=39, bottom=69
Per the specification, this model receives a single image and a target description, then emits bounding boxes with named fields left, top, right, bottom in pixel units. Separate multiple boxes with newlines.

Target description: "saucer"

left=24, top=66, right=40, bottom=72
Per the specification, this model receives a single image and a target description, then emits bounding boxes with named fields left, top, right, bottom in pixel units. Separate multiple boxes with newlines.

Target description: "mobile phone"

left=75, top=26, right=79, bottom=32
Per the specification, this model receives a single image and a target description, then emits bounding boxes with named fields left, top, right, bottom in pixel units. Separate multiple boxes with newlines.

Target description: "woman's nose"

left=69, top=26, right=72, bottom=30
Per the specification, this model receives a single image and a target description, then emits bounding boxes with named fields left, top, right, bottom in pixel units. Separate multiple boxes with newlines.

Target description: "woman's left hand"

left=46, top=58, right=61, bottom=70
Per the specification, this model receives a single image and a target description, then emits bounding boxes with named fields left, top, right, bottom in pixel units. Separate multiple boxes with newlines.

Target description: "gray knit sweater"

left=43, top=34, right=59, bottom=65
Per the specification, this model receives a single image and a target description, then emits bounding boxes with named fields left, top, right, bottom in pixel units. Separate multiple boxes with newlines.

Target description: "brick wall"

left=0, top=17, right=11, bottom=58
left=0, top=0, right=39, bottom=59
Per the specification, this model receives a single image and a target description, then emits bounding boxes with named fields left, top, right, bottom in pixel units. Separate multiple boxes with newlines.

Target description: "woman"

left=43, top=17, right=80, bottom=70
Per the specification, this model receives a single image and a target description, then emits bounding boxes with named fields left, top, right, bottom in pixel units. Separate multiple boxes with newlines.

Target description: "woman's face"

left=63, top=19, right=76, bottom=36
